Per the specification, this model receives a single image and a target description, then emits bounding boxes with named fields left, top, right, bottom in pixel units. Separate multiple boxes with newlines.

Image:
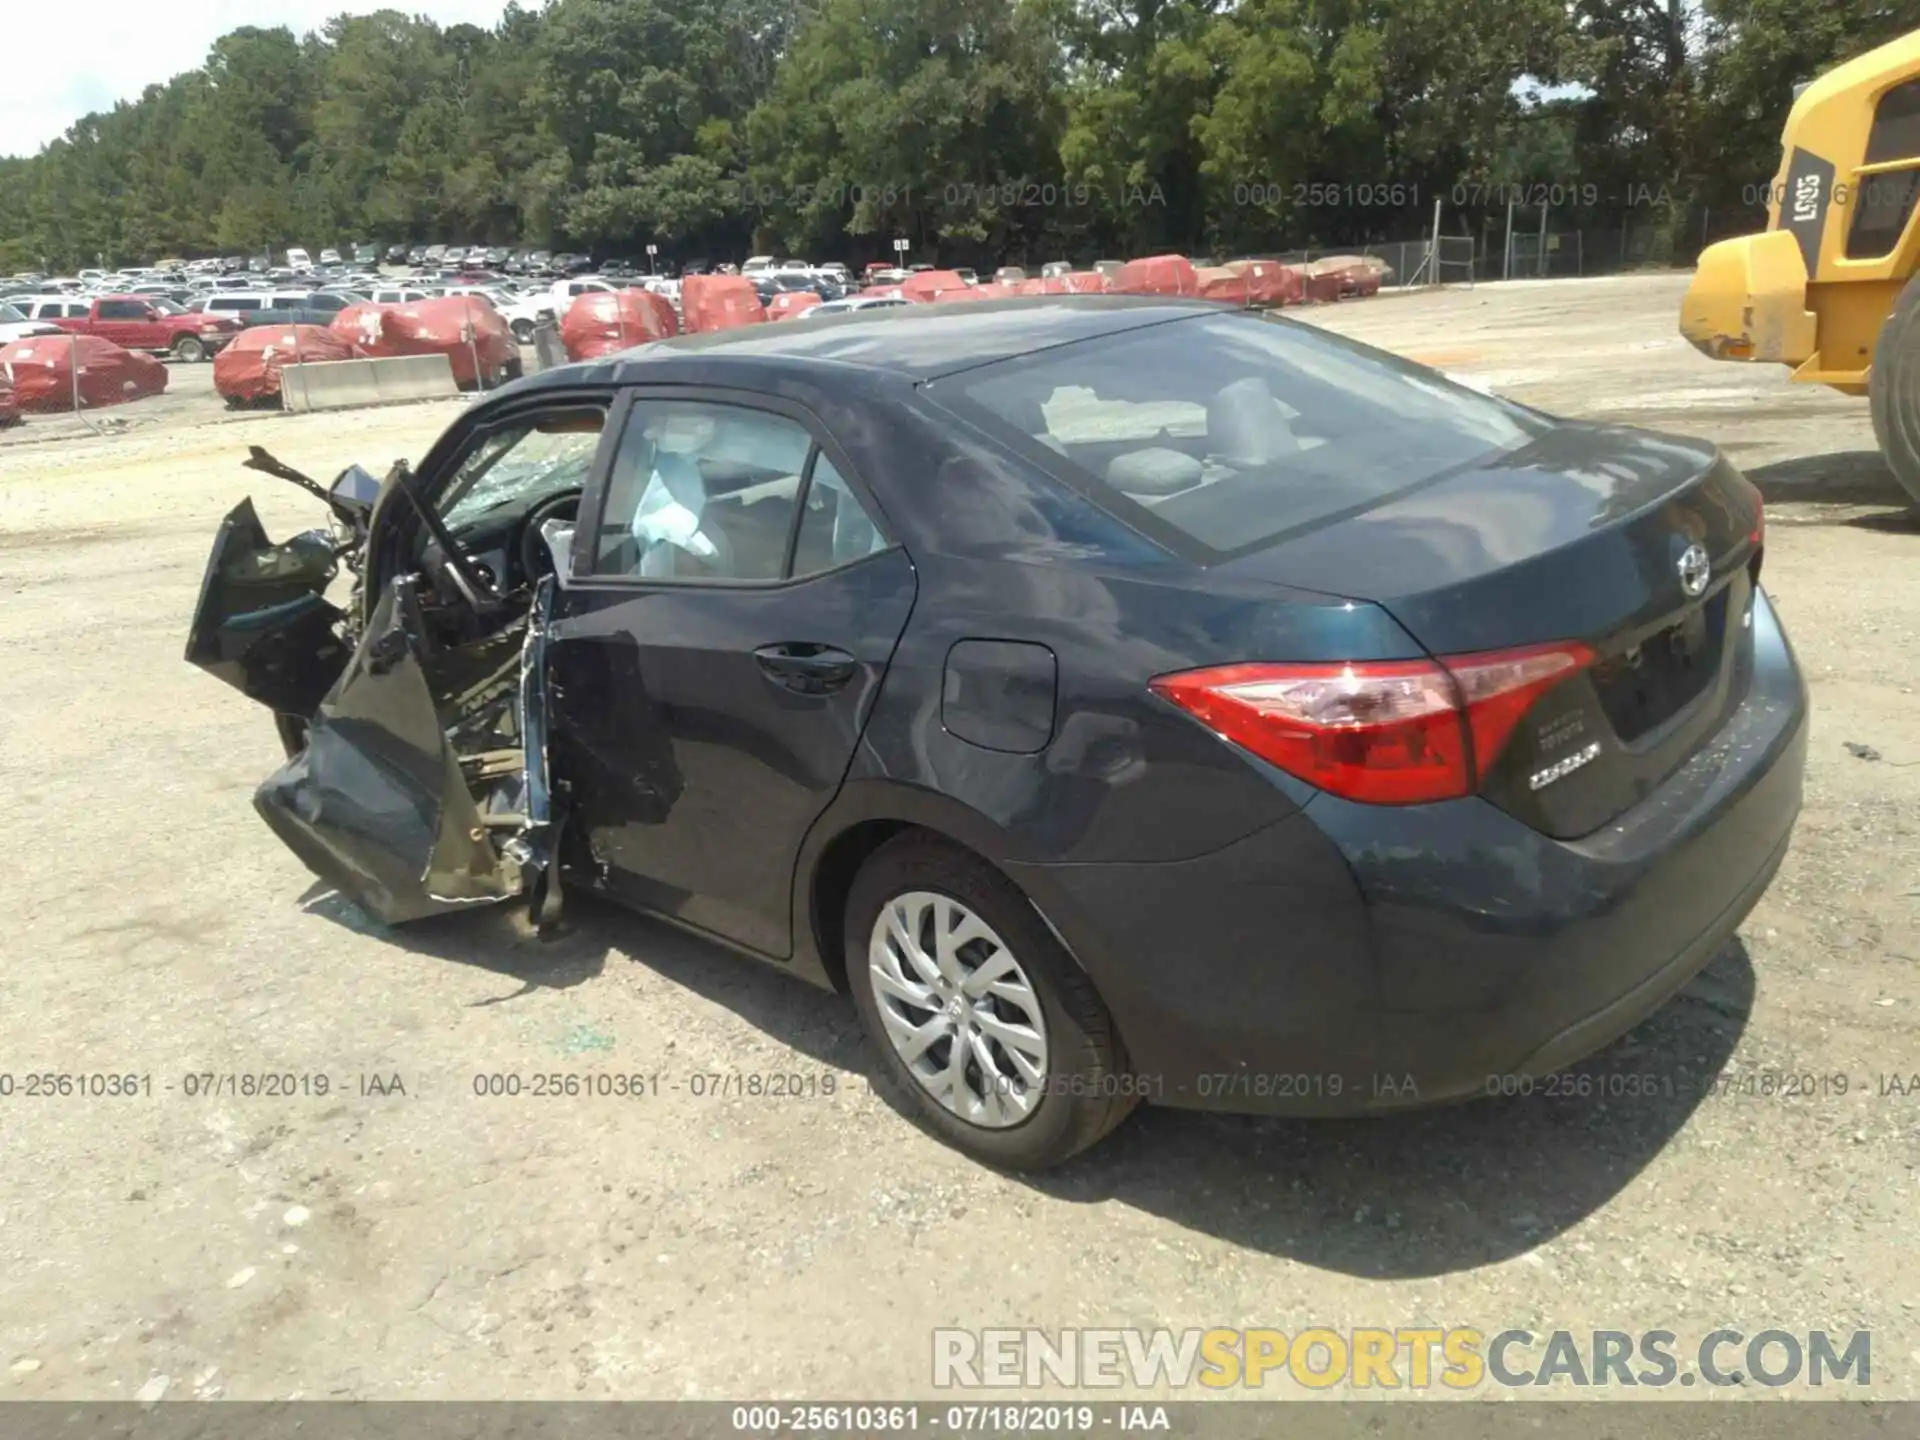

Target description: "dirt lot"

left=0, top=272, right=1915, bottom=1402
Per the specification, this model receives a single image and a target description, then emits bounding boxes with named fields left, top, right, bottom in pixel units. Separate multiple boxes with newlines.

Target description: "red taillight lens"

left=1749, top=498, right=1764, bottom=548
left=1150, top=642, right=1595, bottom=806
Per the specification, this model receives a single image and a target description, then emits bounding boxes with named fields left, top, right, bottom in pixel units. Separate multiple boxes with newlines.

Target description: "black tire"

left=1869, top=273, right=1920, bottom=509
left=845, top=832, right=1137, bottom=1170
left=511, top=320, right=535, bottom=344
left=171, top=335, right=207, bottom=364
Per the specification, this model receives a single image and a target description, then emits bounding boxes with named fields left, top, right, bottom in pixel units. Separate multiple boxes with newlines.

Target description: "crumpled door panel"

left=254, top=573, right=553, bottom=927
left=184, top=497, right=350, bottom=719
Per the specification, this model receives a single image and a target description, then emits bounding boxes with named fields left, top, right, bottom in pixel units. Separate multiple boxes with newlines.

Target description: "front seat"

left=632, top=453, right=735, bottom=577
left=1206, top=375, right=1301, bottom=467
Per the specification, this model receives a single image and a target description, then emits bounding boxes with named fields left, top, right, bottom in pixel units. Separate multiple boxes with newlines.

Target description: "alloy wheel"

left=867, top=890, right=1049, bottom=1128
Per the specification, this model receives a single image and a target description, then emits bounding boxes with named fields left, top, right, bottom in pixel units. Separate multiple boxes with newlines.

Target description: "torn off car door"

left=183, top=496, right=351, bottom=719
left=253, top=571, right=557, bottom=927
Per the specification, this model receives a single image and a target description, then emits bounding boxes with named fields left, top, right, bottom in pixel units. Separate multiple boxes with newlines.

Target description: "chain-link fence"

left=1232, top=205, right=1761, bottom=292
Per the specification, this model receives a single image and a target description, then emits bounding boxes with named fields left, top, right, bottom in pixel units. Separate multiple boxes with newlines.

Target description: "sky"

left=1, top=0, right=517, bottom=158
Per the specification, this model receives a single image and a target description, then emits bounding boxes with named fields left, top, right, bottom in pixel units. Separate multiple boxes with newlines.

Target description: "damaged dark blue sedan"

left=187, top=298, right=1807, bottom=1169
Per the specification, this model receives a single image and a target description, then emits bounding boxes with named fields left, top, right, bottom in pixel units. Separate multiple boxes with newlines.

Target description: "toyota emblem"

left=1677, top=542, right=1711, bottom=598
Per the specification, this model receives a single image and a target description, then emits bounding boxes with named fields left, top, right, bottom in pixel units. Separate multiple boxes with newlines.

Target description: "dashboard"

left=423, top=486, right=582, bottom=599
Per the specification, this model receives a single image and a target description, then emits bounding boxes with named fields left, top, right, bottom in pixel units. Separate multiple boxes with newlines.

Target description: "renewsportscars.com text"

left=932, top=1327, right=1872, bottom=1390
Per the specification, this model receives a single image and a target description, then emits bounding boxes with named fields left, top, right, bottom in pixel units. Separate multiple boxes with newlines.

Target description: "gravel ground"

left=0, top=272, right=1915, bottom=1403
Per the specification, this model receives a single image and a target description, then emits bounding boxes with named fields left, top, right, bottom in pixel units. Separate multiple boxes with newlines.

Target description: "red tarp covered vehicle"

left=330, top=296, right=519, bottom=388
left=1223, top=259, right=1303, bottom=306
left=1313, top=255, right=1389, bottom=296
left=1109, top=254, right=1200, bottom=296
left=1293, top=256, right=1388, bottom=303
left=214, top=324, right=358, bottom=405
left=681, top=275, right=768, bottom=333
left=767, top=291, right=823, bottom=321
left=561, top=288, right=681, bottom=357
left=1017, top=272, right=1108, bottom=295
left=931, top=282, right=1017, bottom=303
left=0, top=334, right=167, bottom=412
left=898, top=269, right=972, bottom=302
left=1194, top=266, right=1255, bottom=304
left=1295, top=260, right=1348, bottom=303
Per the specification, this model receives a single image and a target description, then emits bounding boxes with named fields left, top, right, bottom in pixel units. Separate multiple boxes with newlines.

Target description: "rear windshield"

left=949, top=311, right=1543, bottom=559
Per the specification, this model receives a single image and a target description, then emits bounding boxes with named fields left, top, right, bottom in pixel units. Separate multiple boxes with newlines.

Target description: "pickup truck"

left=35, top=294, right=241, bottom=362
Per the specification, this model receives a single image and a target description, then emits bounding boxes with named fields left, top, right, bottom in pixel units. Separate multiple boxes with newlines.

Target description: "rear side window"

left=96, top=300, right=146, bottom=319
left=948, top=312, right=1541, bottom=561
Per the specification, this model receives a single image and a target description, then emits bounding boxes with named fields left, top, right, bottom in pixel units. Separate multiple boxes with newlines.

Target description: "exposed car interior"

left=381, top=398, right=890, bottom=886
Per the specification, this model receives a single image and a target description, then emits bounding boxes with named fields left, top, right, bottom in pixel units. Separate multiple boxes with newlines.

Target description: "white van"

left=285, top=248, right=313, bottom=273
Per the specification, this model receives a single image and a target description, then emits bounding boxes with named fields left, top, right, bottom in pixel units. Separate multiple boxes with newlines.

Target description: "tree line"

left=0, top=0, right=1910, bottom=274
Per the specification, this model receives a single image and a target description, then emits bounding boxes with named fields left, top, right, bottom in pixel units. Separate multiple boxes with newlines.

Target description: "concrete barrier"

left=532, top=320, right=568, bottom=373
left=280, top=354, right=459, bottom=413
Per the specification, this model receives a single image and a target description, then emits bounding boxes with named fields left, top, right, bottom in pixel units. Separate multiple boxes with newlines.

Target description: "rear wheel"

left=171, top=335, right=207, bottom=364
left=1869, top=273, right=1920, bottom=508
left=845, top=833, right=1137, bottom=1170
left=511, top=319, right=535, bottom=344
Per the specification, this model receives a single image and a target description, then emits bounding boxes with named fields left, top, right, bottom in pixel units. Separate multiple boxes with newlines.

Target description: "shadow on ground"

left=298, top=882, right=613, bottom=1005
left=1745, top=448, right=1916, bottom=514
left=300, top=883, right=858, bottom=1059
left=1026, top=940, right=1754, bottom=1279
left=318, top=870, right=1754, bottom=1278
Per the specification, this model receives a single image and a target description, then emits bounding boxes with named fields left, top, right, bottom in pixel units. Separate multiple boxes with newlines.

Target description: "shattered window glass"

left=440, top=408, right=608, bottom=534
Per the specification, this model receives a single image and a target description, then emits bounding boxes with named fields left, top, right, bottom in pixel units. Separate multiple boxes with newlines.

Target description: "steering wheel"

left=520, top=491, right=583, bottom=584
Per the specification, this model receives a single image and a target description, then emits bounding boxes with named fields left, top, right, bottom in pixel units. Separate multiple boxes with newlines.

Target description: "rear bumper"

left=1009, top=588, right=1809, bottom=1114
left=1680, top=230, right=1818, bottom=367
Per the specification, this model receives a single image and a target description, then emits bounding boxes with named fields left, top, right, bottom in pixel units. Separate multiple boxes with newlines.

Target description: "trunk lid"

left=1219, top=422, right=1765, bottom=837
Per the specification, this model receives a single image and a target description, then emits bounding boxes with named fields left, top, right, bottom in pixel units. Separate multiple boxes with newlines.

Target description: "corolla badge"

left=1677, top=542, right=1711, bottom=597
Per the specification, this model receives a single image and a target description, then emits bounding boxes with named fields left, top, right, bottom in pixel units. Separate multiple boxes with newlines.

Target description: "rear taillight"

left=1149, top=642, right=1595, bottom=805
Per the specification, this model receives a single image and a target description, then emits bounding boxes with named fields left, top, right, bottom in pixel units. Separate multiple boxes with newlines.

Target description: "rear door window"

left=945, top=311, right=1542, bottom=561
left=590, top=400, right=813, bottom=581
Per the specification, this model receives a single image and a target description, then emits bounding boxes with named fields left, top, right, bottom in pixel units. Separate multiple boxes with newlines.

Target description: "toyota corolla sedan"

left=186, top=298, right=1807, bottom=1170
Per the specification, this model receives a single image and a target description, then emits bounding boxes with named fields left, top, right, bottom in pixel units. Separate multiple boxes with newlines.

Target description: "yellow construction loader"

left=1681, top=28, right=1920, bottom=505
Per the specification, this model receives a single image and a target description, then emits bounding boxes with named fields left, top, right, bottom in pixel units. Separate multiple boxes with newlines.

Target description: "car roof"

left=521, top=296, right=1220, bottom=389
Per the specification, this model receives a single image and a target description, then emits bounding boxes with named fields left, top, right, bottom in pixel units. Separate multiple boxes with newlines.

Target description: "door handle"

left=754, top=643, right=858, bottom=695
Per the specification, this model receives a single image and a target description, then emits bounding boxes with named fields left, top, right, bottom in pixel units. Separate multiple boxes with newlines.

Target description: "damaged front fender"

left=253, top=572, right=556, bottom=927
